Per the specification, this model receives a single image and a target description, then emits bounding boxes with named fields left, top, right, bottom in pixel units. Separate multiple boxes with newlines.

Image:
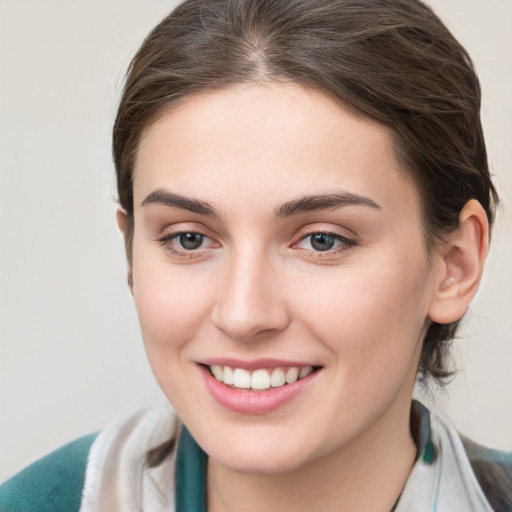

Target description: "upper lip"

left=200, top=358, right=320, bottom=371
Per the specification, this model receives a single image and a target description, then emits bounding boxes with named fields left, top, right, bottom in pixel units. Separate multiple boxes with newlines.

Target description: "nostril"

left=211, top=296, right=291, bottom=342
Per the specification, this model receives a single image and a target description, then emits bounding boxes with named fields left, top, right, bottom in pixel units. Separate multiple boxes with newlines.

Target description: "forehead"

left=133, top=82, right=420, bottom=216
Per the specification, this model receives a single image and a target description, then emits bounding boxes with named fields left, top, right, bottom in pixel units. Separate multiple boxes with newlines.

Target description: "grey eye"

left=310, top=233, right=335, bottom=251
left=179, top=233, right=204, bottom=250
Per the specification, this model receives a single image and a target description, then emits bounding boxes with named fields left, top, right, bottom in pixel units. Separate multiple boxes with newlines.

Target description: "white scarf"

left=79, top=407, right=493, bottom=512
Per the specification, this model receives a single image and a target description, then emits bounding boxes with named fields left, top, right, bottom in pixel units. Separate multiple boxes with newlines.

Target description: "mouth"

left=199, top=359, right=323, bottom=414
left=204, top=364, right=321, bottom=391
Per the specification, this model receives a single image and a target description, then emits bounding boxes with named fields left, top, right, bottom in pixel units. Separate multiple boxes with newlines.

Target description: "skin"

left=118, top=82, right=489, bottom=512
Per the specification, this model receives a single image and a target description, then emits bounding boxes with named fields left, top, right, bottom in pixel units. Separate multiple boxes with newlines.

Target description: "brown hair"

left=113, top=0, right=499, bottom=384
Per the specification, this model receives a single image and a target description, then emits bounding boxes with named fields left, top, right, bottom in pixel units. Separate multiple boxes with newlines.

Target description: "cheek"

left=295, top=251, right=433, bottom=376
left=131, top=253, right=218, bottom=410
left=131, top=246, right=214, bottom=358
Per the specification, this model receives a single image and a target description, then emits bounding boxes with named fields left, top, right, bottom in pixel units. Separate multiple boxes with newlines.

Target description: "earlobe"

left=428, top=200, right=489, bottom=324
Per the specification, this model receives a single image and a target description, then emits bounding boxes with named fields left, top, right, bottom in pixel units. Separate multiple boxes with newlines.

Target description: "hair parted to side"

left=113, top=0, right=499, bottom=385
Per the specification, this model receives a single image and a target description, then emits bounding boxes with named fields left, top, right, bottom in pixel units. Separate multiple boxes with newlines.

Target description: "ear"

left=116, top=207, right=128, bottom=233
left=116, top=208, right=134, bottom=294
left=428, top=199, right=489, bottom=324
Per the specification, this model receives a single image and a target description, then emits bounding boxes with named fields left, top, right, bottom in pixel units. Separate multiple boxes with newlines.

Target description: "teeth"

left=233, top=368, right=251, bottom=388
left=270, top=368, right=285, bottom=387
left=285, top=367, right=299, bottom=384
left=251, top=369, right=271, bottom=390
left=209, top=365, right=315, bottom=390
left=223, top=366, right=234, bottom=385
left=299, top=366, right=313, bottom=379
left=211, top=365, right=223, bottom=381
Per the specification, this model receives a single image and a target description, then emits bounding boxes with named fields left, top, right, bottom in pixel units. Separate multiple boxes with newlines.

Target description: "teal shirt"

left=0, top=433, right=98, bottom=512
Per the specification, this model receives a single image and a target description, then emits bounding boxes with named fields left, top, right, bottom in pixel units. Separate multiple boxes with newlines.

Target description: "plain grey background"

left=1, top=0, right=511, bottom=481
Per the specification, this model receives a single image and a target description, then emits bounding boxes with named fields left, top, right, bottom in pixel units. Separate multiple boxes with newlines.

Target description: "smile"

left=208, top=365, right=315, bottom=390
left=200, top=360, right=322, bottom=414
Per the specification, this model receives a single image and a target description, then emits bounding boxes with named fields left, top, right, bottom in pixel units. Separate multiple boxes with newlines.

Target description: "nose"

left=211, top=248, right=290, bottom=342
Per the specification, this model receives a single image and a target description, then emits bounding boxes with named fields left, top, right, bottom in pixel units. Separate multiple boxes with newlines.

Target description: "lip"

left=199, top=363, right=320, bottom=415
left=201, top=357, right=316, bottom=371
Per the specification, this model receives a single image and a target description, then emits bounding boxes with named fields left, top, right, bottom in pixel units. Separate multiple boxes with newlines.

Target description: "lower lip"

left=200, top=366, right=318, bottom=415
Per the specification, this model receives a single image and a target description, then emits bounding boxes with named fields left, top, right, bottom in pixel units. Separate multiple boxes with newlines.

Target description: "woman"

left=1, top=0, right=510, bottom=511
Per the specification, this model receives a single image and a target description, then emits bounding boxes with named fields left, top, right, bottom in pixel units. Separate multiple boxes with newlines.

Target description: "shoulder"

left=461, top=435, right=512, bottom=512
left=0, top=432, right=99, bottom=512
left=415, top=402, right=512, bottom=511
left=0, top=408, right=179, bottom=512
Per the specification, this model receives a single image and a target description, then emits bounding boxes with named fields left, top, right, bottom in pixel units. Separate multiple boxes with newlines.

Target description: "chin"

left=195, top=421, right=324, bottom=475
left=213, top=446, right=313, bottom=475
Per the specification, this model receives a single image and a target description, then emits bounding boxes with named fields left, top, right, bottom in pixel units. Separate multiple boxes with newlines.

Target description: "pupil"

left=311, top=233, right=334, bottom=251
left=180, top=233, right=203, bottom=250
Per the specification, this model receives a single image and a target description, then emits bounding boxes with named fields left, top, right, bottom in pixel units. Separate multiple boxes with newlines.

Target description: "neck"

left=207, top=399, right=417, bottom=512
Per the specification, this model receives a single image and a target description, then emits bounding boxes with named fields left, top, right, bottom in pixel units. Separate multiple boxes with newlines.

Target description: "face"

left=129, top=83, right=440, bottom=474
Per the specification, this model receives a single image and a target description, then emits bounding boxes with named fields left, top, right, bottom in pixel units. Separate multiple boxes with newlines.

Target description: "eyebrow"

left=141, top=189, right=380, bottom=218
left=275, top=192, right=380, bottom=218
left=141, top=189, right=217, bottom=216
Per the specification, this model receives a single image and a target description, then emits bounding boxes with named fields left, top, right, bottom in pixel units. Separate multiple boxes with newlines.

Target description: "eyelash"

left=158, top=228, right=357, bottom=260
left=293, top=230, right=357, bottom=257
left=158, top=231, right=215, bottom=259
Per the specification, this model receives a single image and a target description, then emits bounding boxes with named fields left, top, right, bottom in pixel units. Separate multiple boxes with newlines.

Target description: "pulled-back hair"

left=113, top=0, right=499, bottom=384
